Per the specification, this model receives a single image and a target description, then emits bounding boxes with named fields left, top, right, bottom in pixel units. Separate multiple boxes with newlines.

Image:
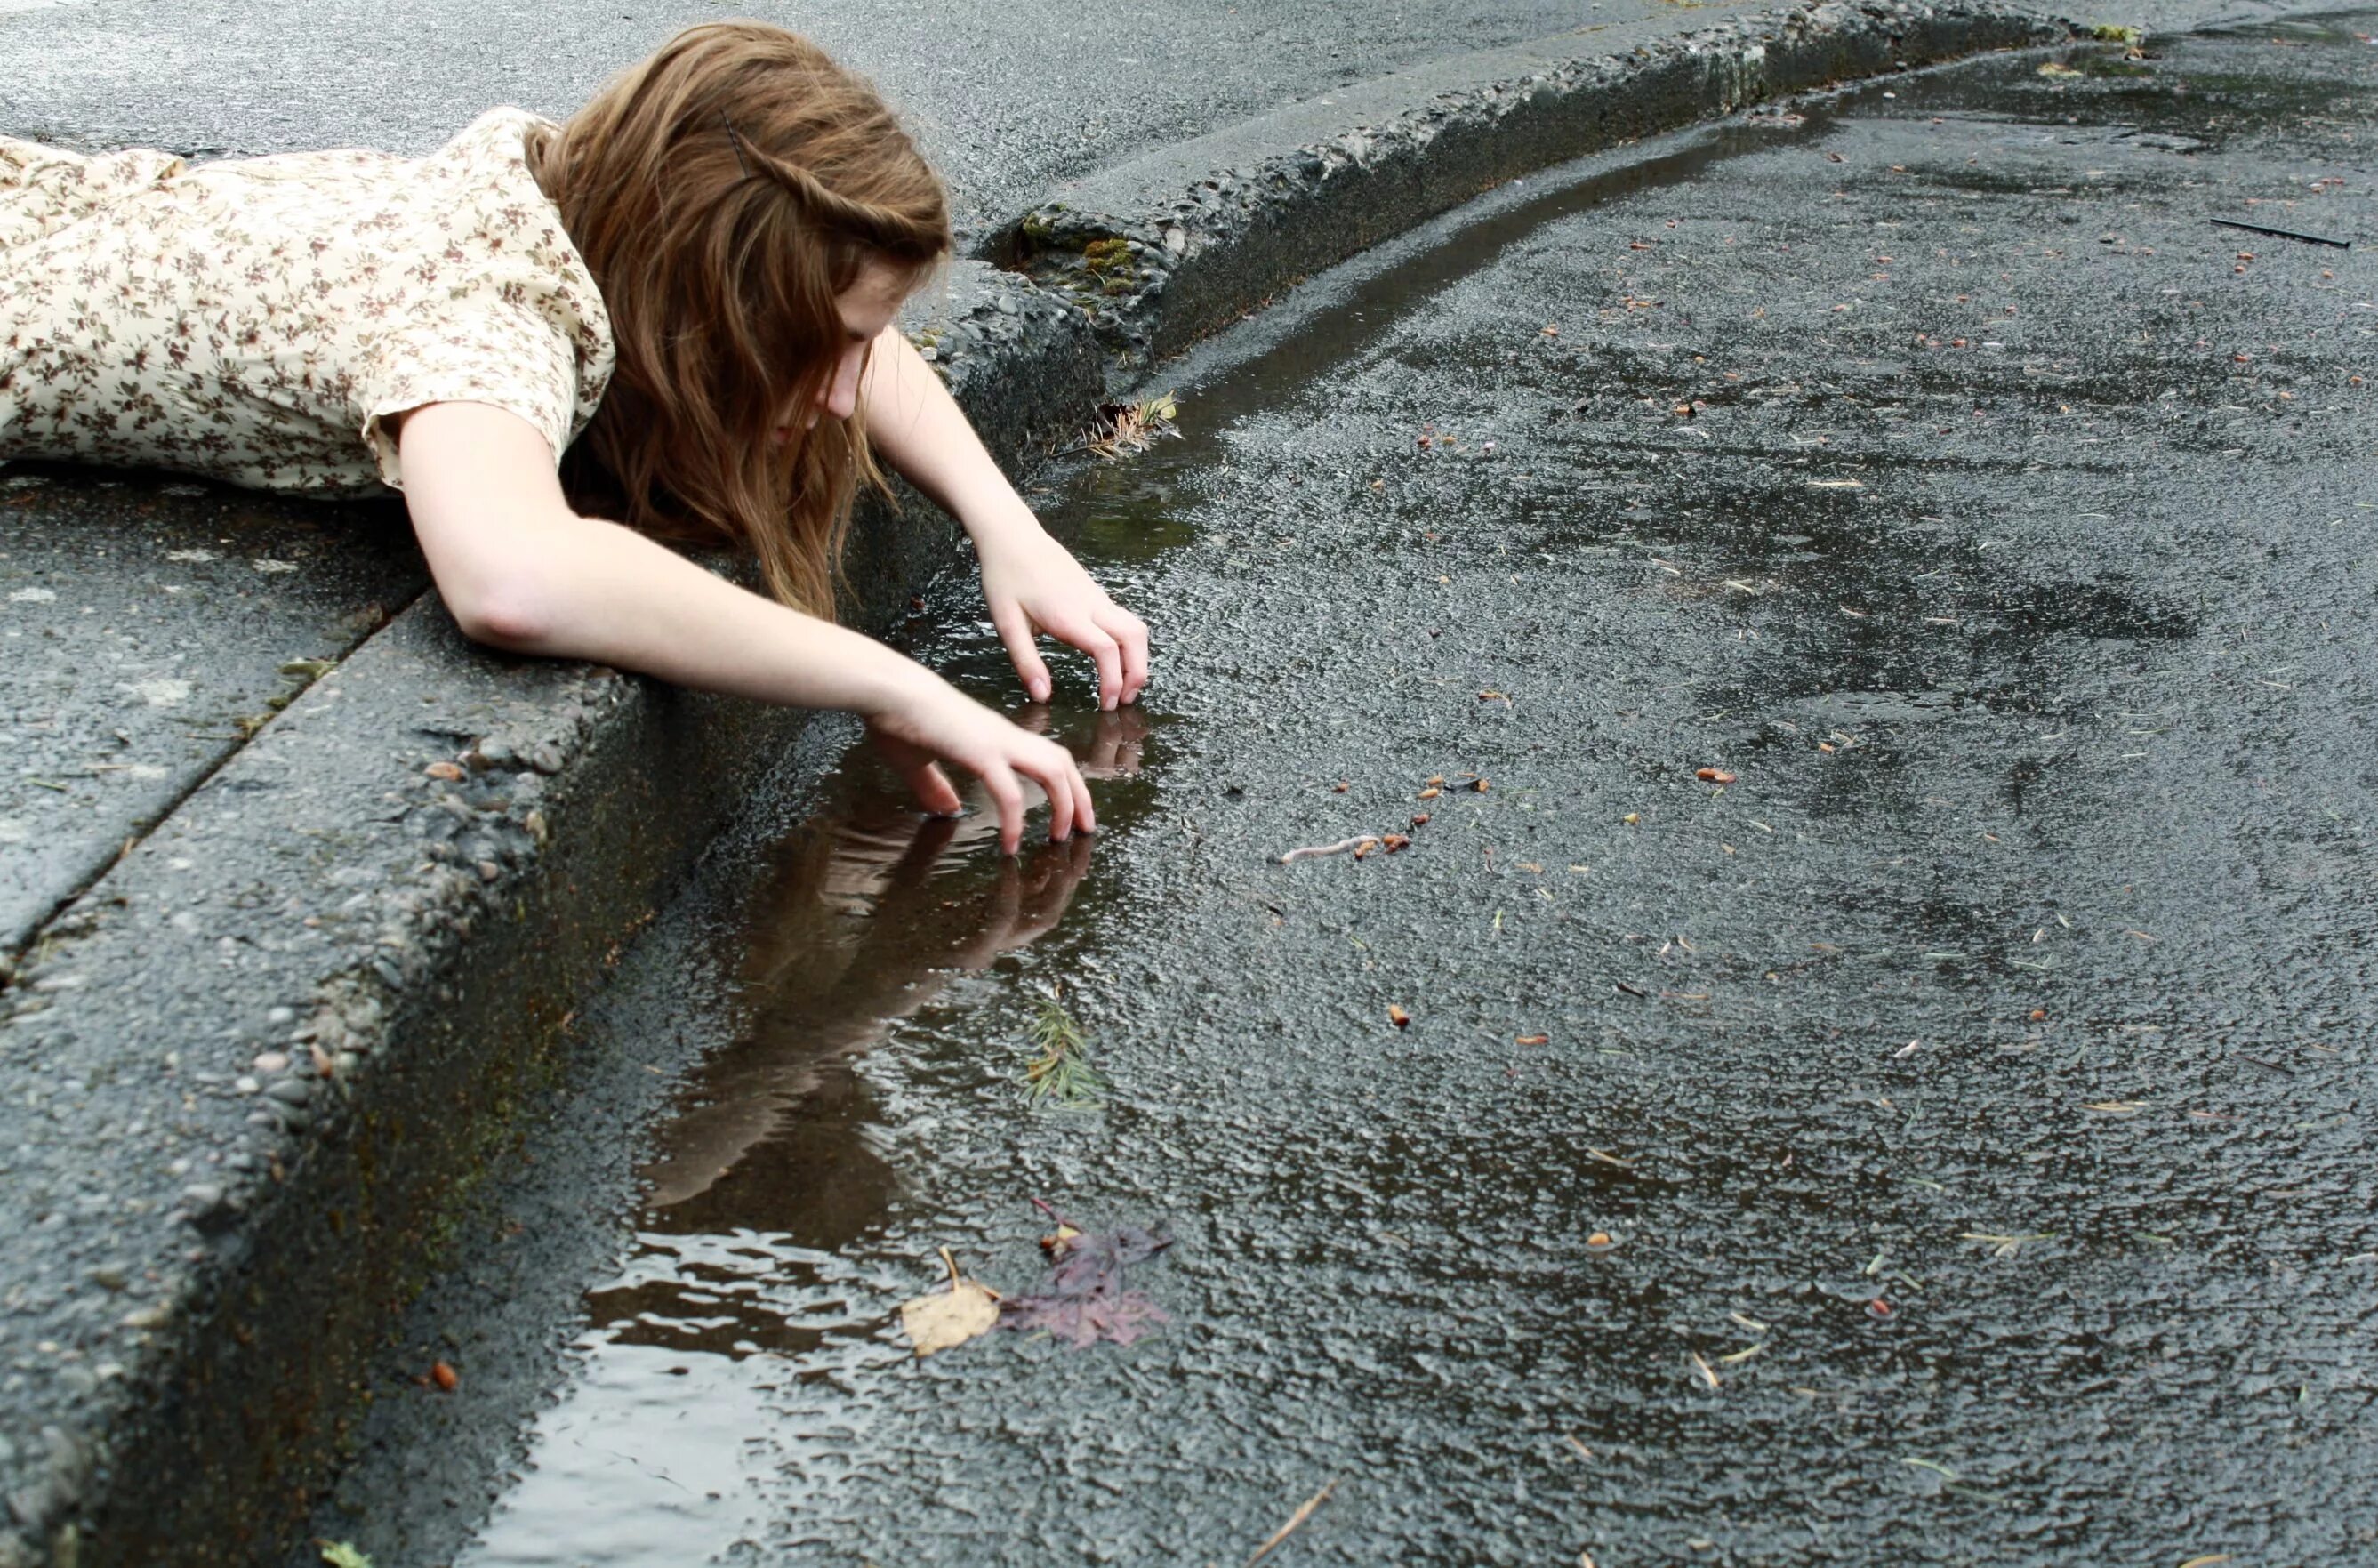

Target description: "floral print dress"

left=0, top=109, right=615, bottom=495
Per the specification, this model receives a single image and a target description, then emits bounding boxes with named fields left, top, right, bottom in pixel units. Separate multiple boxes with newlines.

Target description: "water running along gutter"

left=0, top=4, right=2094, bottom=1566
left=993, top=0, right=2066, bottom=380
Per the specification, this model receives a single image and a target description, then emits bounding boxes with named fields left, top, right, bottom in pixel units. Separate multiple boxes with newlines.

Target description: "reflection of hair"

left=526, top=22, right=952, bottom=616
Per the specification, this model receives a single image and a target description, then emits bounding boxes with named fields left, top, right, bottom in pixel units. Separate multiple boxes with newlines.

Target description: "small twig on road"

left=1277, top=836, right=1378, bottom=864
left=1246, top=1479, right=1338, bottom=1566
left=2210, top=216, right=2351, bottom=248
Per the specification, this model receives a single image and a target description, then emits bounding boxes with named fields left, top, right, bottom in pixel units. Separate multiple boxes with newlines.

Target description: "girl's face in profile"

left=777, top=257, right=912, bottom=442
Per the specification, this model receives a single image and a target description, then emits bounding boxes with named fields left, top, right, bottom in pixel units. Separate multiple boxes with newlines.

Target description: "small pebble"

left=252, top=1052, right=288, bottom=1074
left=233, top=1076, right=261, bottom=1095
left=1585, top=1232, right=1617, bottom=1255
left=1866, top=1297, right=1895, bottom=1321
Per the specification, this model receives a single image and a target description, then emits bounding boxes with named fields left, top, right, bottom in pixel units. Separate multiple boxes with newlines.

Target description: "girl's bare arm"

left=394, top=398, right=1092, bottom=851
left=858, top=325, right=1150, bottom=710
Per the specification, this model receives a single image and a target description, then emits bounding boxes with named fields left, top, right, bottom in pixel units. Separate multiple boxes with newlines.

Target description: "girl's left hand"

left=976, top=525, right=1151, bottom=711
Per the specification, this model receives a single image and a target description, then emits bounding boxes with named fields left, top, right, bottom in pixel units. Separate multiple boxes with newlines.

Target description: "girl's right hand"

left=864, top=676, right=1096, bottom=855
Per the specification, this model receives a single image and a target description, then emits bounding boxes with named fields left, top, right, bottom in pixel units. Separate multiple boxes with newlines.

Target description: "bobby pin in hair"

left=721, top=111, right=753, bottom=179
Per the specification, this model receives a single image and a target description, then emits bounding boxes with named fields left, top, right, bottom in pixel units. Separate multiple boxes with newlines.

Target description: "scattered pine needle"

left=1074, top=391, right=1182, bottom=460
left=1690, top=1350, right=1721, bottom=1389
left=1246, top=1479, right=1338, bottom=1566
left=1584, top=1146, right=1635, bottom=1169
left=1024, top=989, right=1105, bottom=1109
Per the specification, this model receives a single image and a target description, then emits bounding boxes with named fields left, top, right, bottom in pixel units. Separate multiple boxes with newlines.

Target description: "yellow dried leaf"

left=900, top=1247, right=1000, bottom=1357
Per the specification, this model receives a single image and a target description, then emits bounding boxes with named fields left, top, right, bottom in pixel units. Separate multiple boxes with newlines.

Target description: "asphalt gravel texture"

left=1, top=0, right=1682, bottom=245
left=0, top=478, right=420, bottom=953
left=309, top=19, right=2376, bottom=1568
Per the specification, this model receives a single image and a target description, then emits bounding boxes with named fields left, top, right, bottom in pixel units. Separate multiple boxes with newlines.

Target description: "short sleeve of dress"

left=360, top=300, right=583, bottom=488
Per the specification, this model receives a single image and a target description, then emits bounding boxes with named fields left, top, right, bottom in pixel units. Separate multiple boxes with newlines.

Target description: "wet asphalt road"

left=0, top=0, right=1675, bottom=244
left=318, top=20, right=2375, bottom=1568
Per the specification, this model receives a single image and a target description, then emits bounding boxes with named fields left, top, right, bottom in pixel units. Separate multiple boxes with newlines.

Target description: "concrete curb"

left=999, top=0, right=2067, bottom=378
left=0, top=263, right=1094, bottom=1568
left=0, top=4, right=2071, bottom=1561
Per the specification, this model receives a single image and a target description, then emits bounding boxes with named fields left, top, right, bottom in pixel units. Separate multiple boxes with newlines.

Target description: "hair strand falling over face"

left=526, top=22, right=952, bottom=617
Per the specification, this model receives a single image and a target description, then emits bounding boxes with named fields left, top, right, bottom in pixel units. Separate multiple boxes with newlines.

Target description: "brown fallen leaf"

left=900, top=1247, right=1001, bottom=1357
left=1417, top=786, right=1442, bottom=800
left=1515, top=1033, right=1550, bottom=1046
left=1695, top=768, right=1738, bottom=784
left=430, top=1360, right=459, bottom=1393
left=1388, top=1004, right=1411, bottom=1028
left=1002, top=1206, right=1174, bottom=1348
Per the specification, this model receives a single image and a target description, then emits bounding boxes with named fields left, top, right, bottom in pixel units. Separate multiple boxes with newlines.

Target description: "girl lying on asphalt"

left=0, top=21, right=1145, bottom=854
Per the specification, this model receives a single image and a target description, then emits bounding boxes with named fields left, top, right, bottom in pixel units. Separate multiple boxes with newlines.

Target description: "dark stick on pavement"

left=2210, top=217, right=2351, bottom=248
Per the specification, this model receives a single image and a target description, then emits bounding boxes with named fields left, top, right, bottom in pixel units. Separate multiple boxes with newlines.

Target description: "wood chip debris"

left=1245, top=1479, right=1338, bottom=1566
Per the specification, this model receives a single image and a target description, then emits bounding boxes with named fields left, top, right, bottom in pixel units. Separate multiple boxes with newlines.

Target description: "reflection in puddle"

left=459, top=706, right=1147, bottom=1568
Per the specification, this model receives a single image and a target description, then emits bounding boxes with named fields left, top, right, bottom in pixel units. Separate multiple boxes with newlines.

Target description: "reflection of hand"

left=940, top=832, right=1095, bottom=972
left=1014, top=702, right=1151, bottom=779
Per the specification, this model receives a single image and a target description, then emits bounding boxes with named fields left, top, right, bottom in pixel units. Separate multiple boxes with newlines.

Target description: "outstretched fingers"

left=1100, top=603, right=1152, bottom=706
left=973, top=759, right=1029, bottom=856
left=1013, top=738, right=1092, bottom=842
left=1041, top=613, right=1124, bottom=711
left=991, top=601, right=1055, bottom=704
left=873, top=730, right=964, bottom=817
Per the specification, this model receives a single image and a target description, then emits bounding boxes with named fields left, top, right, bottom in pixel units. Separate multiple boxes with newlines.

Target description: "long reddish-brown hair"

left=527, top=22, right=952, bottom=616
